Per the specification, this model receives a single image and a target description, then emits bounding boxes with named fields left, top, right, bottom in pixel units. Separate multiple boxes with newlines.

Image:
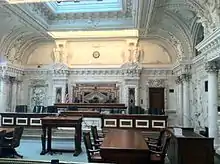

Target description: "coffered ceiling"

left=0, top=0, right=211, bottom=63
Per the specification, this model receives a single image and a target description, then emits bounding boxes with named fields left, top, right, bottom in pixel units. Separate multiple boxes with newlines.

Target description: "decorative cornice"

left=196, top=28, right=220, bottom=55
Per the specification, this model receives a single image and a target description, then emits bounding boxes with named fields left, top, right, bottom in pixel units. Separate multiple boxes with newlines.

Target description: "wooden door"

left=149, top=88, right=164, bottom=109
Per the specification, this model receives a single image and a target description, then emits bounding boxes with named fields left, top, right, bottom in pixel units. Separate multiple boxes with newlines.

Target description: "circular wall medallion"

left=92, top=51, right=100, bottom=59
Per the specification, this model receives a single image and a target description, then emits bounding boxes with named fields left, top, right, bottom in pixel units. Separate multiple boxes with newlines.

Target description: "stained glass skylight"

left=46, top=0, right=123, bottom=13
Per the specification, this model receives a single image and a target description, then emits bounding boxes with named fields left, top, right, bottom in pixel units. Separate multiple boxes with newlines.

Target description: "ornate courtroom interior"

left=0, top=0, right=220, bottom=164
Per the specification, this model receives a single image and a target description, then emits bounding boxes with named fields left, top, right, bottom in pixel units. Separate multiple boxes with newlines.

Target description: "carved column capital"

left=205, top=61, right=219, bottom=73
left=175, top=76, right=182, bottom=84
left=181, top=73, right=191, bottom=82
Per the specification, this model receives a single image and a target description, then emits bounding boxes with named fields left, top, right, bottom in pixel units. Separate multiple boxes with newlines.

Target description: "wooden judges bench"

left=0, top=112, right=168, bottom=132
left=54, top=103, right=127, bottom=113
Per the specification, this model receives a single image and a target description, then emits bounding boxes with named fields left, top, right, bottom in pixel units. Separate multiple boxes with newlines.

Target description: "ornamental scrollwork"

left=175, top=76, right=182, bottom=84
left=146, top=79, right=166, bottom=88
left=205, top=61, right=219, bottom=72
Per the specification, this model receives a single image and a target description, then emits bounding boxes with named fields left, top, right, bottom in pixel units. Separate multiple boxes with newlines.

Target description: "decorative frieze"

left=146, top=79, right=166, bottom=88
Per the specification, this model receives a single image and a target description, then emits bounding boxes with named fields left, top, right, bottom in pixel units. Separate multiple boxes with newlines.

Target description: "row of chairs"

left=148, top=108, right=165, bottom=115
left=145, top=128, right=172, bottom=164
left=83, top=126, right=171, bottom=164
left=83, top=126, right=104, bottom=163
left=15, top=105, right=79, bottom=113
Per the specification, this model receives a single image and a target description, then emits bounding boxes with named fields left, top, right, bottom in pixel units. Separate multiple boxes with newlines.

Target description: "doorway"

left=149, top=87, right=165, bottom=110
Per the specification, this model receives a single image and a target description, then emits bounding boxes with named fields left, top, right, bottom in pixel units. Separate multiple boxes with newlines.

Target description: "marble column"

left=182, top=73, right=191, bottom=127
left=0, top=76, right=9, bottom=112
left=205, top=62, right=219, bottom=146
left=175, top=76, right=183, bottom=126
left=16, top=81, right=22, bottom=105
left=11, top=79, right=17, bottom=111
left=135, top=87, right=139, bottom=106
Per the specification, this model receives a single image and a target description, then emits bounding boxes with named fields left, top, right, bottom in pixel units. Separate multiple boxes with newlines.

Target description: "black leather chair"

left=149, top=130, right=171, bottom=164
left=67, top=106, right=78, bottom=111
left=2, top=127, right=24, bottom=158
left=33, top=106, right=45, bottom=113
left=83, top=132, right=104, bottom=163
left=0, top=130, right=6, bottom=157
left=47, top=106, right=58, bottom=113
left=15, top=105, right=27, bottom=113
left=91, top=126, right=104, bottom=148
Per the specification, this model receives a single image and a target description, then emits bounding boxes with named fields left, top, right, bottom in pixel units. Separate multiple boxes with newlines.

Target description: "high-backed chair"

left=33, top=106, right=45, bottom=113
left=83, top=132, right=104, bottom=163
left=15, top=105, right=28, bottom=113
left=145, top=129, right=166, bottom=146
left=0, top=130, right=6, bottom=157
left=91, top=126, right=104, bottom=146
left=149, top=130, right=171, bottom=164
left=2, top=127, right=24, bottom=158
left=47, top=106, right=58, bottom=113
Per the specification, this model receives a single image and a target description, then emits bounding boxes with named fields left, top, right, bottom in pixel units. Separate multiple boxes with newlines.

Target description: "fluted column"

left=182, top=73, right=191, bottom=127
left=0, top=76, right=9, bottom=112
left=175, top=76, right=183, bottom=126
left=135, top=86, right=139, bottom=106
left=205, top=62, right=219, bottom=146
left=11, top=79, right=17, bottom=111
left=16, top=81, right=22, bottom=105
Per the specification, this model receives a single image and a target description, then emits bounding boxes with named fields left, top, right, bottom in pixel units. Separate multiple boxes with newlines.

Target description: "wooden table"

left=100, top=129, right=149, bottom=164
left=40, top=116, right=82, bottom=156
left=0, top=127, right=14, bottom=133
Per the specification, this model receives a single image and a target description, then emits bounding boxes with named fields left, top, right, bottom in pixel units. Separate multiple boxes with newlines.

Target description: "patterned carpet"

left=0, top=138, right=218, bottom=164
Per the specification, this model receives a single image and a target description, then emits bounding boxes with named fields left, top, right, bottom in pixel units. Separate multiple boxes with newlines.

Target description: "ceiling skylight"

left=46, top=0, right=123, bottom=13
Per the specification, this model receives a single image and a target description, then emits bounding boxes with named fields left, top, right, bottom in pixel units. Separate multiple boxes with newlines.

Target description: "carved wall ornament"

left=181, top=73, right=192, bottom=82
left=30, top=79, right=47, bottom=87
left=146, top=79, right=166, bottom=88
left=175, top=76, right=182, bottom=84
left=205, top=61, right=219, bottom=72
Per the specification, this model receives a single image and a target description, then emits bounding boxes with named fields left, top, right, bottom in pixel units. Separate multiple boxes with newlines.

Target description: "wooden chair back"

left=0, top=130, right=6, bottom=156
left=91, top=126, right=99, bottom=143
left=83, top=132, right=93, bottom=161
left=12, top=127, right=24, bottom=148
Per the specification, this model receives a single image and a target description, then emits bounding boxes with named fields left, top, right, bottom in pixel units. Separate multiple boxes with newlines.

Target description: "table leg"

left=40, top=126, right=47, bottom=155
left=47, top=127, right=52, bottom=153
left=73, top=123, right=82, bottom=156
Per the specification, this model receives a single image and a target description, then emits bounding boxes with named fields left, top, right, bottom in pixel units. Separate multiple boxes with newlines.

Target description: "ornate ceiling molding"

left=133, top=0, right=155, bottom=34
left=196, top=27, right=220, bottom=62
left=3, top=4, right=49, bottom=34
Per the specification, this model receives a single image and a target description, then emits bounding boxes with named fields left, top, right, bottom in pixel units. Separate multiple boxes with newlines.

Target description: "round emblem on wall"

left=92, top=51, right=100, bottom=59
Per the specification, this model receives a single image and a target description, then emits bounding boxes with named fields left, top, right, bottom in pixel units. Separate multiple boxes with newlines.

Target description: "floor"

left=16, top=138, right=87, bottom=163
left=11, top=138, right=220, bottom=164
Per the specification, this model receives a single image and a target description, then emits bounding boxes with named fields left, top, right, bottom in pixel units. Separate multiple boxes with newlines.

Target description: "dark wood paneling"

left=167, top=128, right=214, bottom=164
left=149, top=88, right=164, bottom=109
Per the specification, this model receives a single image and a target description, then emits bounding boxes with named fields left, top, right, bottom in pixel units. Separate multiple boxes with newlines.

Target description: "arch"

left=144, top=35, right=177, bottom=63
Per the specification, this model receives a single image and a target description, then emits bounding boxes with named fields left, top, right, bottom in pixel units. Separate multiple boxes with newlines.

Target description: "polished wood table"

left=40, top=116, right=82, bottom=156
left=100, top=129, right=149, bottom=164
left=0, top=127, right=14, bottom=133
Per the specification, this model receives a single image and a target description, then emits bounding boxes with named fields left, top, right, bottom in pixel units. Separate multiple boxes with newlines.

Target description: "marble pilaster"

left=0, top=76, right=10, bottom=112
left=11, top=78, right=17, bottom=111
left=182, top=73, right=191, bottom=127
left=135, top=87, right=139, bottom=106
left=16, top=81, right=22, bottom=105
left=205, top=61, right=219, bottom=146
left=175, top=76, right=183, bottom=126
